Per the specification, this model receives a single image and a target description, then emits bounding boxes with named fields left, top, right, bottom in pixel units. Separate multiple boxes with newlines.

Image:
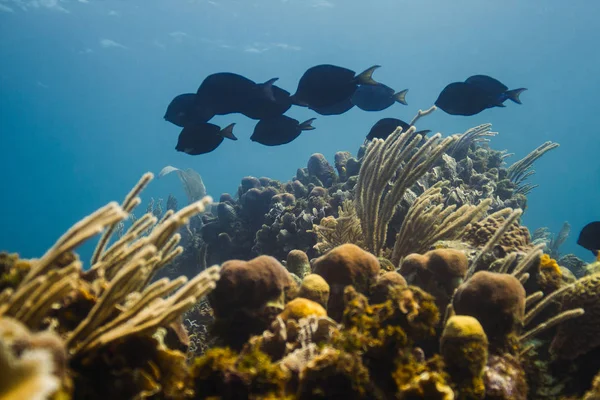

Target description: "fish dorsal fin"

left=394, top=89, right=409, bottom=105
left=220, top=123, right=237, bottom=140
left=261, top=78, right=279, bottom=102
left=299, top=118, right=316, bottom=131
left=355, top=65, right=381, bottom=86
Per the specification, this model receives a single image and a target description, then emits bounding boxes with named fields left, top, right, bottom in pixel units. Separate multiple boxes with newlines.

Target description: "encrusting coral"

left=4, top=112, right=600, bottom=399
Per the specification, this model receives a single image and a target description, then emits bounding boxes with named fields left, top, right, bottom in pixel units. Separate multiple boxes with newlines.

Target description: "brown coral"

left=208, top=255, right=294, bottom=350
left=400, top=249, right=468, bottom=312
left=369, top=271, right=407, bottom=305
left=313, top=243, right=381, bottom=321
left=453, top=271, right=525, bottom=352
left=209, top=255, right=292, bottom=318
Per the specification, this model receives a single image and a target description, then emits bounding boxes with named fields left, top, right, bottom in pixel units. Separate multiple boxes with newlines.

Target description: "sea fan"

left=159, top=165, right=207, bottom=205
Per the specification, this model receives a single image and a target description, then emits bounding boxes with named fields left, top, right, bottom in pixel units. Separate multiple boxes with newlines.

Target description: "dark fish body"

left=465, top=75, right=527, bottom=105
left=240, top=85, right=292, bottom=120
left=352, top=83, right=408, bottom=111
left=251, top=115, right=316, bottom=146
left=196, top=72, right=277, bottom=116
left=175, top=122, right=237, bottom=155
left=292, top=64, right=380, bottom=109
left=310, top=96, right=354, bottom=116
left=577, top=221, right=600, bottom=256
left=366, top=118, right=430, bottom=141
left=164, top=93, right=212, bottom=127
left=465, top=75, right=508, bottom=94
left=435, top=82, right=503, bottom=116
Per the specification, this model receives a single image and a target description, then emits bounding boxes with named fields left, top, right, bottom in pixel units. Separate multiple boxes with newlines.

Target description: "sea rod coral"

left=0, top=172, right=220, bottom=399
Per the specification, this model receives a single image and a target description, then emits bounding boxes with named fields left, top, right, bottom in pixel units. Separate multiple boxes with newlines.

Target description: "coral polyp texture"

left=3, top=117, right=599, bottom=399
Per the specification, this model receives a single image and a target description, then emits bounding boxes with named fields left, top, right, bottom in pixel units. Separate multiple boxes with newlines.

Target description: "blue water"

left=1, top=0, right=598, bottom=264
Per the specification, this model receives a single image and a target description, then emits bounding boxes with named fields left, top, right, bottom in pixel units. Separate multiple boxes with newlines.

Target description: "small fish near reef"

left=164, top=93, right=211, bottom=127
left=196, top=72, right=278, bottom=117
left=175, top=122, right=237, bottom=155
left=577, top=221, right=600, bottom=257
left=366, top=117, right=431, bottom=141
left=435, top=75, right=526, bottom=116
left=435, top=82, right=501, bottom=116
left=352, top=83, right=408, bottom=112
left=251, top=115, right=316, bottom=146
left=291, top=64, right=381, bottom=109
left=465, top=75, right=527, bottom=106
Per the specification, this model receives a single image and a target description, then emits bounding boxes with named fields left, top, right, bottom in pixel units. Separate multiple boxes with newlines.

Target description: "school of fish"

left=164, top=64, right=527, bottom=155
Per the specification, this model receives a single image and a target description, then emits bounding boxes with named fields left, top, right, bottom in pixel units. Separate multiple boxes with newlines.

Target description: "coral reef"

left=163, top=119, right=551, bottom=276
left=6, top=115, right=600, bottom=400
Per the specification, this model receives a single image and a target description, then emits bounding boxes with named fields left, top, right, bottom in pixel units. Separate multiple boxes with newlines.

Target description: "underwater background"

left=0, top=0, right=599, bottom=262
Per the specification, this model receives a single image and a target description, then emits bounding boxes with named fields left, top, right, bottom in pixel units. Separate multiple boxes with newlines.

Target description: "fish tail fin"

left=394, top=89, right=409, bottom=105
left=505, top=88, right=527, bottom=104
left=356, top=65, right=381, bottom=86
left=220, top=123, right=237, bottom=140
left=261, top=78, right=279, bottom=102
left=299, top=118, right=316, bottom=131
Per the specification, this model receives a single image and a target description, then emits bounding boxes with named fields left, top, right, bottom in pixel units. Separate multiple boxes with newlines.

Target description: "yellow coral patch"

left=442, top=315, right=487, bottom=341
left=279, top=298, right=327, bottom=322
left=540, top=254, right=562, bottom=276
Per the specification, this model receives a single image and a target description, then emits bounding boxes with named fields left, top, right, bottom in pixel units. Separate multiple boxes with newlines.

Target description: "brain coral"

left=462, top=214, right=532, bottom=253
left=209, top=255, right=292, bottom=318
